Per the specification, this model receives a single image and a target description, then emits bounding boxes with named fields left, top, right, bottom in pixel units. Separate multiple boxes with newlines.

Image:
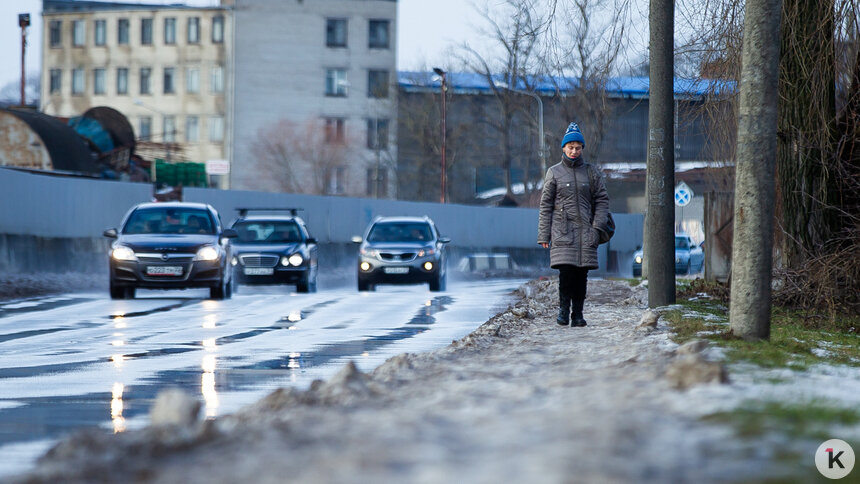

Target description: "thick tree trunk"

left=776, top=0, right=837, bottom=266
left=729, top=0, right=784, bottom=340
left=645, top=0, right=675, bottom=307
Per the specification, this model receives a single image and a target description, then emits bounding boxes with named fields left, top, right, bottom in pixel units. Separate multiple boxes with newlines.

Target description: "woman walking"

left=537, top=123, right=610, bottom=327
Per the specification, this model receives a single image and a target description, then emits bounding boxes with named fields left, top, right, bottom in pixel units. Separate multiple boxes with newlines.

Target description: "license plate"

left=244, top=267, right=274, bottom=276
left=146, top=265, right=183, bottom=276
left=383, top=267, right=409, bottom=274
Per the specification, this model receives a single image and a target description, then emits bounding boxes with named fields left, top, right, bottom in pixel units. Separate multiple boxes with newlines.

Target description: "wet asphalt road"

left=0, top=279, right=524, bottom=477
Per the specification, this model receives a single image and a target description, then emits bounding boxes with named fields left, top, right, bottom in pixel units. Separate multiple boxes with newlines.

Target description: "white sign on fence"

left=205, top=159, right=230, bottom=175
left=674, top=181, right=694, bottom=207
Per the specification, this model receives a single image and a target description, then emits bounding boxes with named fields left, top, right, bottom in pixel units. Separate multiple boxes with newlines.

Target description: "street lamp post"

left=18, top=13, right=30, bottom=107
left=433, top=67, right=447, bottom=203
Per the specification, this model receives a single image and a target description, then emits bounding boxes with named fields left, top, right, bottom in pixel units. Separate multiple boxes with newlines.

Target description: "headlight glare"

left=288, top=254, right=304, bottom=266
left=281, top=256, right=290, bottom=266
left=423, top=261, right=434, bottom=271
left=360, top=261, right=371, bottom=271
left=418, top=248, right=435, bottom=257
left=111, top=246, right=137, bottom=261
left=634, top=256, right=642, bottom=264
left=194, top=245, right=219, bottom=261
left=231, top=257, right=238, bottom=266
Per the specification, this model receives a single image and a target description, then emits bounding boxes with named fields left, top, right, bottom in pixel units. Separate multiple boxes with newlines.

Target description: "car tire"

left=358, top=279, right=374, bottom=292
left=109, top=283, right=124, bottom=300
left=429, top=273, right=445, bottom=292
left=125, top=287, right=136, bottom=299
left=210, top=278, right=227, bottom=300
left=686, top=261, right=692, bottom=275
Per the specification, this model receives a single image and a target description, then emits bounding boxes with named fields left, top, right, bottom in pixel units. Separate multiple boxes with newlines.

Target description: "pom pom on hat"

left=561, top=122, right=586, bottom=148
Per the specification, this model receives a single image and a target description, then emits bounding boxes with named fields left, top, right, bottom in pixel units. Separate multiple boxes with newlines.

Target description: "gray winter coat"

left=537, top=157, right=610, bottom=269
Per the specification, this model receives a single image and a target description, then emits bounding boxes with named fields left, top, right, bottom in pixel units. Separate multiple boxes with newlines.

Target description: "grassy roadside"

left=639, top=277, right=860, bottom=469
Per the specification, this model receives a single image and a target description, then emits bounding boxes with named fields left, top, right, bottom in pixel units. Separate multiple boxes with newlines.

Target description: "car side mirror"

left=439, top=236, right=451, bottom=244
left=635, top=245, right=642, bottom=251
left=351, top=236, right=363, bottom=244
left=306, top=237, right=317, bottom=244
left=221, top=228, right=238, bottom=239
left=103, top=228, right=118, bottom=238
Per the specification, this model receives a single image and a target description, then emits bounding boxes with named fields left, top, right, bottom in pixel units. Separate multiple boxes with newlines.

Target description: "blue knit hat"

left=561, top=122, right=586, bottom=148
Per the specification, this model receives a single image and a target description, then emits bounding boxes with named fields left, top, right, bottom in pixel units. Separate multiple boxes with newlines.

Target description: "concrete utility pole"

left=729, top=0, right=783, bottom=340
left=433, top=68, right=448, bottom=203
left=645, top=0, right=676, bottom=307
left=19, top=13, right=30, bottom=106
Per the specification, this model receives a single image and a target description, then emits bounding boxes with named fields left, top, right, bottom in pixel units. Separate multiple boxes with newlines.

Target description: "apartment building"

left=229, top=0, right=398, bottom=196
left=40, top=0, right=231, bottom=185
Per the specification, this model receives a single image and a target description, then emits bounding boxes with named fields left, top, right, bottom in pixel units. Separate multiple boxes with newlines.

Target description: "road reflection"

left=111, top=382, right=126, bottom=433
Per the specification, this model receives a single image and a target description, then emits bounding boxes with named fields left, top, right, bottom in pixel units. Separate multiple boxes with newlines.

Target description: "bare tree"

left=729, top=0, right=783, bottom=340
left=251, top=120, right=356, bottom=195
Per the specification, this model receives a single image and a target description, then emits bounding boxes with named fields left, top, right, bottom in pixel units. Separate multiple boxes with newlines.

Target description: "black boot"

left=557, top=295, right=571, bottom=326
left=571, top=299, right=587, bottom=327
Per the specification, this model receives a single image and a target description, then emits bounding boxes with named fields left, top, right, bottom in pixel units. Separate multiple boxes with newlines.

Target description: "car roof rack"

left=236, top=207, right=303, bottom=217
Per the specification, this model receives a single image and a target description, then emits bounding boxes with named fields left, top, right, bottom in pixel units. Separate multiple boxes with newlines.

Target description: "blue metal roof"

left=397, top=71, right=735, bottom=100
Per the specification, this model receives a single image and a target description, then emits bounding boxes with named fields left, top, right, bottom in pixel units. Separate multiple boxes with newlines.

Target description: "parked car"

left=352, top=216, right=450, bottom=291
left=104, top=202, right=237, bottom=300
left=631, top=234, right=704, bottom=277
left=229, top=208, right=318, bottom=293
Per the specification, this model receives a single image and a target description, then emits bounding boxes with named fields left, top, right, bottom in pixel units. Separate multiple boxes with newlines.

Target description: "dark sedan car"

left=104, top=202, right=237, bottom=300
left=229, top=209, right=318, bottom=293
left=353, top=216, right=450, bottom=292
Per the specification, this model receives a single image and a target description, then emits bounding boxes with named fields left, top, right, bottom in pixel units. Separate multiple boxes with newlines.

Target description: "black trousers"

left=558, top=265, right=588, bottom=301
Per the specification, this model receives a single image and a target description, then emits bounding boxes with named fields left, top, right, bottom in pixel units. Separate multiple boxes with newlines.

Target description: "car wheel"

left=429, top=273, right=445, bottom=292
left=109, top=283, right=124, bottom=300
left=225, top=278, right=233, bottom=299
left=358, top=279, right=374, bottom=292
left=296, top=272, right=311, bottom=293
left=210, top=278, right=227, bottom=300
left=125, top=287, right=136, bottom=299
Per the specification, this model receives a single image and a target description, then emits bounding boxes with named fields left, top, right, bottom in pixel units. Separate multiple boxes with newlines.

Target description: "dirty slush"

left=14, top=279, right=783, bottom=483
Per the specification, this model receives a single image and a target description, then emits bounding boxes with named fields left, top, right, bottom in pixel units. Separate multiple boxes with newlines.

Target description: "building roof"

left=43, top=0, right=223, bottom=13
left=2, top=108, right=99, bottom=175
left=397, top=71, right=736, bottom=100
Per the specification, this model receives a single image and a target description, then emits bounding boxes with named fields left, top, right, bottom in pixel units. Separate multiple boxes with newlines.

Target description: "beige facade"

left=40, top=1, right=231, bottom=184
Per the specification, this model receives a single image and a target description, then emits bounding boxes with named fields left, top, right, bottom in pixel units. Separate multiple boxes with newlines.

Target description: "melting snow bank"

left=12, top=279, right=858, bottom=483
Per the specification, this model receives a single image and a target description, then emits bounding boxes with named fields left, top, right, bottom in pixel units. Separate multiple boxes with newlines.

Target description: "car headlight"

left=634, top=256, right=642, bottom=264
left=111, top=246, right=137, bottom=261
left=418, top=248, right=435, bottom=257
left=360, top=248, right=379, bottom=258
left=288, top=254, right=304, bottom=266
left=231, top=257, right=238, bottom=266
left=360, top=261, right=372, bottom=271
left=194, top=245, right=220, bottom=261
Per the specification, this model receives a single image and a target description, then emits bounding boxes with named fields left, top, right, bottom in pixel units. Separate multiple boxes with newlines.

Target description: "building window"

left=209, top=116, right=224, bottom=142
left=163, top=116, right=176, bottom=142
left=326, top=18, right=347, bottom=47
left=118, top=18, right=129, bottom=44
left=366, top=118, right=389, bottom=150
left=186, top=67, right=199, bottom=93
left=367, top=69, right=389, bottom=98
left=366, top=168, right=388, bottom=197
left=49, top=20, right=62, bottom=47
left=212, top=15, right=224, bottom=43
left=116, top=68, right=129, bottom=95
left=164, top=17, right=176, bottom=45
left=325, top=69, right=348, bottom=97
left=163, top=67, right=176, bottom=94
left=368, top=19, right=390, bottom=49
left=71, top=68, right=85, bottom=95
left=187, top=17, right=200, bottom=44
left=72, top=20, right=86, bottom=47
left=141, top=18, right=153, bottom=45
left=93, top=68, right=106, bottom=95
left=330, top=166, right=346, bottom=194
left=139, top=116, right=152, bottom=140
left=324, top=117, right=345, bottom=143
left=140, top=67, right=152, bottom=94
left=94, top=20, right=106, bottom=46
left=49, top=69, right=62, bottom=94
left=186, top=116, right=199, bottom=142
left=210, top=66, right=224, bottom=93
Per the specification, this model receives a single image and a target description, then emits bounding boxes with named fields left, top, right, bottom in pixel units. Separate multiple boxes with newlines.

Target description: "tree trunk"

left=729, top=0, right=784, bottom=340
left=776, top=0, right=837, bottom=267
left=645, top=0, right=675, bottom=307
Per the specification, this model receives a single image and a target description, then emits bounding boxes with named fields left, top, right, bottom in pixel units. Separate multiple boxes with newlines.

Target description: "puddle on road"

left=108, top=299, right=201, bottom=319
left=0, top=297, right=94, bottom=318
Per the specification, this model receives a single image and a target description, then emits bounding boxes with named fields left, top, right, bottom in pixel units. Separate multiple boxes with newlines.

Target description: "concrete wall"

left=0, top=168, right=643, bottom=276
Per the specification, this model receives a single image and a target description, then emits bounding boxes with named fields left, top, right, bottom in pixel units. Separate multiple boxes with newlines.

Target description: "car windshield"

left=675, top=237, right=690, bottom=249
left=367, top=222, right=433, bottom=243
left=233, top=221, right=302, bottom=243
left=123, top=208, right=215, bottom=235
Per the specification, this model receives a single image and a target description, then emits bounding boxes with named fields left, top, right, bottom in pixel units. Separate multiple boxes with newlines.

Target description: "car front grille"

left=379, top=252, right=417, bottom=262
left=136, top=253, right=195, bottom=263
left=240, top=254, right=279, bottom=267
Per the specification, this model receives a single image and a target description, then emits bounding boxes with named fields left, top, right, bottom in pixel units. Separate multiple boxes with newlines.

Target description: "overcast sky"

left=0, top=0, right=492, bottom=95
